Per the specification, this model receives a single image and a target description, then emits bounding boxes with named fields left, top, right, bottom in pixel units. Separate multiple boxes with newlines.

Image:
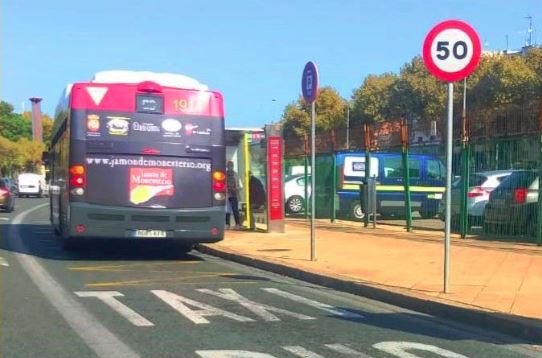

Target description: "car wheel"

left=351, top=202, right=365, bottom=221
left=286, top=196, right=304, bottom=214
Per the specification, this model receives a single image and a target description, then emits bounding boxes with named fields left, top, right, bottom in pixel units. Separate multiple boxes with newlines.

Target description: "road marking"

left=197, top=288, right=316, bottom=322
left=152, top=290, right=255, bottom=324
left=9, top=203, right=140, bottom=358
left=75, top=291, right=154, bottom=327
left=0, top=257, right=9, bottom=267
left=262, top=288, right=364, bottom=319
left=196, top=351, right=275, bottom=358
left=373, top=342, right=469, bottom=358
left=85, top=272, right=237, bottom=288
left=325, top=344, right=373, bottom=357
left=283, top=346, right=325, bottom=358
left=0, top=217, right=9, bottom=221
left=69, top=261, right=201, bottom=272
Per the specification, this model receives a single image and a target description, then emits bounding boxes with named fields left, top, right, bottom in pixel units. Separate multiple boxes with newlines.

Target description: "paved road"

left=0, top=199, right=540, bottom=358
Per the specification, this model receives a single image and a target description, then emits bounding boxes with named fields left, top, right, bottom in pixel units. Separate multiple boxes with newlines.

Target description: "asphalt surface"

left=0, top=198, right=540, bottom=357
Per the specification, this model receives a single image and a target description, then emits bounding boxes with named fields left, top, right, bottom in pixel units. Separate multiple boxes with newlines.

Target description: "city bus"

left=47, top=71, right=226, bottom=250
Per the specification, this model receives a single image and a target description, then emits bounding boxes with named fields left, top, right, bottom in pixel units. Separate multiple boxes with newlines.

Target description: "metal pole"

left=304, top=134, right=309, bottom=219
left=244, top=133, right=251, bottom=229
left=310, top=101, right=316, bottom=261
left=363, top=123, right=371, bottom=228
left=346, top=104, right=350, bottom=149
left=460, top=78, right=469, bottom=238
left=331, top=131, right=337, bottom=223
left=444, top=82, right=454, bottom=294
left=402, top=117, right=412, bottom=232
left=537, top=107, right=542, bottom=246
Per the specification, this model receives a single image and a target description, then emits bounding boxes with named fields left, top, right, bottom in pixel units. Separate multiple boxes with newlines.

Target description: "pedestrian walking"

left=225, top=161, right=242, bottom=229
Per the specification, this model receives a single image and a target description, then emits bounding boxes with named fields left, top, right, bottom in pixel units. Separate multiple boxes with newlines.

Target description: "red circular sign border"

left=422, top=19, right=481, bottom=82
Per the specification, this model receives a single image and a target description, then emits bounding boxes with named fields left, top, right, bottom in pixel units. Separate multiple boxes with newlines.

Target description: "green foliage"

left=282, top=87, right=347, bottom=136
left=0, top=101, right=50, bottom=175
left=351, top=73, right=399, bottom=124
left=470, top=54, right=538, bottom=108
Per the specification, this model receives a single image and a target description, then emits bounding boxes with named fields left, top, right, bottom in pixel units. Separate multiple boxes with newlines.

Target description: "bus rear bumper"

left=68, top=203, right=224, bottom=243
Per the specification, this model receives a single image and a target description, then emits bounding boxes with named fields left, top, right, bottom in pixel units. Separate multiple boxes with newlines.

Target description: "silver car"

left=440, top=170, right=514, bottom=227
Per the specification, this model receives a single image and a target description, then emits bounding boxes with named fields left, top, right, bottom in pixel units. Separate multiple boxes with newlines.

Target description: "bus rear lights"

left=137, top=81, right=163, bottom=93
left=70, top=187, right=85, bottom=196
left=69, top=165, right=85, bottom=175
left=214, top=192, right=225, bottom=201
left=213, top=171, right=226, bottom=181
left=76, top=224, right=86, bottom=233
left=70, top=175, right=86, bottom=187
left=212, top=181, right=226, bottom=192
left=211, top=227, right=219, bottom=236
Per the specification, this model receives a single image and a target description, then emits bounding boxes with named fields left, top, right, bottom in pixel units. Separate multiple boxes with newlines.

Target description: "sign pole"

left=444, top=82, right=453, bottom=293
left=301, top=61, right=319, bottom=262
left=422, top=19, right=481, bottom=295
left=310, top=101, right=316, bottom=261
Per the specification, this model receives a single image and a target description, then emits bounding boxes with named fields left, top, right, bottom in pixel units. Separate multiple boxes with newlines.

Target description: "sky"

left=1, top=0, right=541, bottom=128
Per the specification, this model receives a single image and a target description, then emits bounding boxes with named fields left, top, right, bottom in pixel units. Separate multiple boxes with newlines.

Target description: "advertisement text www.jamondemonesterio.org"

left=86, top=156, right=211, bottom=172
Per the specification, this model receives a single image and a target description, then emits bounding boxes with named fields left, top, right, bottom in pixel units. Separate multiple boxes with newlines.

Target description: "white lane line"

left=0, top=257, right=9, bottom=267
left=282, top=346, right=325, bottom=358
left=325, top=344, right=374, bottom=357
left=262, top=288, right=364, bottom=319
left=75, top=291, right=154, bottom=327
left=9, top=203, right=140, bottom=358
left=0, top=217, right=9, bottom=221
left=197, top=288, right=316, bottom=321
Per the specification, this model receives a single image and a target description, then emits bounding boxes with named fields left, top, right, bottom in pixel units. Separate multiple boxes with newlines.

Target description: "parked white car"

left=17, top=173, right=47, bottom=198
left=284, top=174, right=311, bottom=214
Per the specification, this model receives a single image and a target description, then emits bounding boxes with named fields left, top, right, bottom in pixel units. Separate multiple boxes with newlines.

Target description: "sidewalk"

left=199, top=219, right=542, bottom=342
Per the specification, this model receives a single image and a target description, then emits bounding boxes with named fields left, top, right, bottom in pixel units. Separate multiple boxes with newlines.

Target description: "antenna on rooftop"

left=525, top=15, right=533, bottom=47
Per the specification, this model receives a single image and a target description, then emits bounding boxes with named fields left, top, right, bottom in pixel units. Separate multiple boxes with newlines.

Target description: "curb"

left=198, top=244, right=542, bottom=344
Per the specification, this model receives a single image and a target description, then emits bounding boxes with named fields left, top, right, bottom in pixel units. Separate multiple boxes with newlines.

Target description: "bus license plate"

left=134, top=230, right=167, bottom=238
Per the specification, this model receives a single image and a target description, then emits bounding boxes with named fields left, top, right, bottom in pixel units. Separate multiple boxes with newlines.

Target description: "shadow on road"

left=0, top=222, right=204, bottom=262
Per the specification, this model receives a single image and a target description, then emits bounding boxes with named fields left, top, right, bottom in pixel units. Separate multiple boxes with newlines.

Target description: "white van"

left=17, top=173, right=47, bottom=198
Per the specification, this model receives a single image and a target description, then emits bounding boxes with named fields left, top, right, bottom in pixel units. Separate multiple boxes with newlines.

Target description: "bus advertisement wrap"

left=86, top=154, right=212, bottom=209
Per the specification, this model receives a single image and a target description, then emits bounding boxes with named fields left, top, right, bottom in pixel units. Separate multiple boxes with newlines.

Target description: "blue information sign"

left=301, top=61, right=319, bottom=103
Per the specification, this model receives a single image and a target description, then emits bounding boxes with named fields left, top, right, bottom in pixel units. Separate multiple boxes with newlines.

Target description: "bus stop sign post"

left=302, top=61, right=319, bottom=262
left=423, top=19, right=481, bottom=294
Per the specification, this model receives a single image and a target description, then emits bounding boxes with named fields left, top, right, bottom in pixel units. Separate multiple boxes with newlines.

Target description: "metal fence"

left=284, top=99, right=542, bottom=244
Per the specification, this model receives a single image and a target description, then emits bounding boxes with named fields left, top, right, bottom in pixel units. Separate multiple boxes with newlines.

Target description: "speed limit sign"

left=423, top=20, right=481, bottom=82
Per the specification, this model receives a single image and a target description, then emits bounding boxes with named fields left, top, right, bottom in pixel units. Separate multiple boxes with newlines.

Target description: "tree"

left=524, top=47, right=542, bottom=96
left=0, top=101, right=15, bottom=117
left=15, top=138, right=45, bottom=172
left=394, top=56, right=447, bottom=126
left=0, top=136, right=21, bottom=176
left=350, top=73, right=399, bottom=124
left=470, top=53, right=538, bottom=108
left=0, top=112, right=32, bottom=141
left=282, top=86, right=346, bottom=137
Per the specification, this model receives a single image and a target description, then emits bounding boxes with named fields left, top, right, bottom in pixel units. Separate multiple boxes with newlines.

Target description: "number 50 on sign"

left=423, top=20, right=481, bottom=82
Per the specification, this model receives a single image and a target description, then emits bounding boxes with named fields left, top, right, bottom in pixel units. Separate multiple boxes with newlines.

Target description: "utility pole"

left=525, top=15, right=533, bottom=47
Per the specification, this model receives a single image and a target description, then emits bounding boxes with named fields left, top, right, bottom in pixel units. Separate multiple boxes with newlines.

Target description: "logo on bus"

left=132, top=121, right=160, bottom=133
left=106, top=116, right=130, bottom=136
left=161, top=118, right=182, bottom=138
left=86, top=114, right=101, bottom=137
left=129, top=167, right=174, bottom=206
left=185, top=123, right=211, bottom=136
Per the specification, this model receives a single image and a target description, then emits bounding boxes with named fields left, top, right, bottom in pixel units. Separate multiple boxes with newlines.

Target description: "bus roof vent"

left=91, top=70, right=208, bottom=91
